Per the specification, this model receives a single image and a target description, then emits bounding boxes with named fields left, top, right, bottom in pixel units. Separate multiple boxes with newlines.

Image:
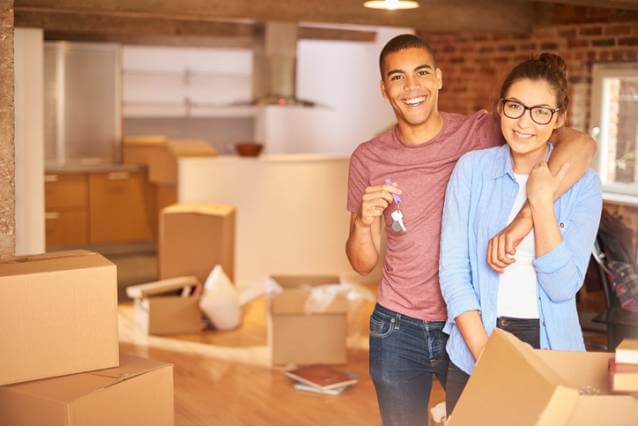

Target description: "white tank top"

left=496, top=172, right=539, bottom=319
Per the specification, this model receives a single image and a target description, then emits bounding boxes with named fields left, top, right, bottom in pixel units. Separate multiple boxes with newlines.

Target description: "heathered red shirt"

left=347, top=110, right=503, bottom=321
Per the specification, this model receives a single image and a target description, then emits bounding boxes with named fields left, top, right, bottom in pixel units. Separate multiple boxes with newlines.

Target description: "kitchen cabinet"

left=89, top=171, right=156, bottom=244
left=44, top=167, right=156, bottom=248
left=45, top=174, right=89, bottom=246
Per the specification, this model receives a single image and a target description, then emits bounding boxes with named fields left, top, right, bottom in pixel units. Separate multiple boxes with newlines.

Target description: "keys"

left=385, top=178, right=407, bottom=233
left=391, top=209, right=407, bottom=232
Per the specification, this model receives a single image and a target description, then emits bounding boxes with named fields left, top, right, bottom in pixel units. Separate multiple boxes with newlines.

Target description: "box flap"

left=166, top=139, right=217, bottom=157
left=270, top=288, right=349, bottom=315
left=0, top=250, right=113, bottom=277
left=126, top=276, right=199, bottom=299
left=536, top=386, right=581, bottom=426
left=3, top=355, right=171, bottom=404
left=270, top=275, right=340, bottom=289
left=123, top=135, right=166, bottom=146
left=564, top=395, right=638, bottom=425
left=535, top=350, right=612, bottom=391
left=162, top=203, right=235, bottom=216
left=448, top=329, right=567, bottom=426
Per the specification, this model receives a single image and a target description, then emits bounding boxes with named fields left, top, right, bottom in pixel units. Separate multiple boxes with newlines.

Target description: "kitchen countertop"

left=45, top=162, right=147, bottom=174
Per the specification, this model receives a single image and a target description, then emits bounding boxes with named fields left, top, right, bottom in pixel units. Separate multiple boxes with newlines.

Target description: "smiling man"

left=345, top=35, right=596, bottom=426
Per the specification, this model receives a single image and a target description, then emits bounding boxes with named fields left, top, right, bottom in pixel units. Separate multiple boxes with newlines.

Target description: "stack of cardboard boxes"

left=0, top=251, right=174, bottom=425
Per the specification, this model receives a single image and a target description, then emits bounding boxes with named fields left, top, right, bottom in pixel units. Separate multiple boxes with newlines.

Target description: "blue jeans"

left=369, top=303, right=448, bottom=426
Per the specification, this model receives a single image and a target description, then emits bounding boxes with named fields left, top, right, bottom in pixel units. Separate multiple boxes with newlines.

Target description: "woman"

left=439, top=53, right=602, bottom=415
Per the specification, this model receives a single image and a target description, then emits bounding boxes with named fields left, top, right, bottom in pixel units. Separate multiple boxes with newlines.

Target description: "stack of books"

left=609, top=338, right=638, bottom=393
left=284, top=365, right=358, bottom=396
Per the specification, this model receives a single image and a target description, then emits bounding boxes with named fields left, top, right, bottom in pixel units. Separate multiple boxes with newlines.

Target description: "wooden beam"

left=18, top=9, right=377, bottom=46
left=15, top=0, right=533, bottom=34
left=43, top=32, right=255, bottom=48
left=532, top=0, right=638, bottom=11
left=299, top=27, right=376, bottom=42
left=0, top=0, right=15, bottom=258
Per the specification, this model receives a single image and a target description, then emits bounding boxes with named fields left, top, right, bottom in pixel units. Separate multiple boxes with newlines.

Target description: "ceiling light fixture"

left=364, top=0, right=419, bottom=10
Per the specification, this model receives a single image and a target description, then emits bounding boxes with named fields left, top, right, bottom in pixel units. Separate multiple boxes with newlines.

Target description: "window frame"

left=590, top=62, right=638, bottom=204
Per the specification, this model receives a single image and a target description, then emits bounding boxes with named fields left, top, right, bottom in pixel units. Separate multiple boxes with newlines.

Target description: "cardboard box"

left=159, top=203, right=235, bottom=283
left=448, top=328, right=638, bottom=426
left=0, top=251, right=118, bottom=386
left=123, top=137, right=216, bottom=184
left=0, top=355, right=174, bottom=426
left=127, top=276, right=206, bottom=335
left=268, top=275, right=348, bottom=365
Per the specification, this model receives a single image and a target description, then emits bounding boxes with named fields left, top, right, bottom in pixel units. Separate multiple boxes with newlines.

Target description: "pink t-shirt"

left=347, top=110, right=503, bottom=321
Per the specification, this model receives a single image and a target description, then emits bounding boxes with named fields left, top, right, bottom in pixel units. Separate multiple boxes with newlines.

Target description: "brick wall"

left=419, top=20, right=638, bottom=132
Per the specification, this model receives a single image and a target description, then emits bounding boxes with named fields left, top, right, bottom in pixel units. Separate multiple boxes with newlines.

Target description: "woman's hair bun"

left=538, top=53, right=567, bottom=77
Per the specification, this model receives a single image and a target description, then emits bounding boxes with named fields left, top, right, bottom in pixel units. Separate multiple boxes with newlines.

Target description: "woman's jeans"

left=445, top=316, right=541, bottom=416
left=369, top=303, right=449, bottom=426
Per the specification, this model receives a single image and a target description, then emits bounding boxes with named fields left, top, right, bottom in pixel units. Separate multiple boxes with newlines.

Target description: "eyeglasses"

left=499, top=98, right=560, bottom=125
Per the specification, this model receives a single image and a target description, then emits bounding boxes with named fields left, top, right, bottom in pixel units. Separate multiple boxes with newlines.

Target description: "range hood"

left=247, top=22, right=318, bottom=107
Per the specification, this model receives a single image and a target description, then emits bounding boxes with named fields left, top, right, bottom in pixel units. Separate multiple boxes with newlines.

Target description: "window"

left=590, top=63, right=638, bottom=200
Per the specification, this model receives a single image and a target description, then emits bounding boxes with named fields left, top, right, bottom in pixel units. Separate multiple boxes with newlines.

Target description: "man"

left=345, top=34, right=595, bottom=426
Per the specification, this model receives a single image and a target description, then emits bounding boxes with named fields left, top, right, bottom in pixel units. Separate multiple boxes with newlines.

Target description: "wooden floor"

left=118, top=296, right=445, bottom=426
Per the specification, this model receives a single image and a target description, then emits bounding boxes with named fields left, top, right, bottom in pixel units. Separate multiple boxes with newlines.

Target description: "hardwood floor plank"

left=118, top=297, right=444, bottom=425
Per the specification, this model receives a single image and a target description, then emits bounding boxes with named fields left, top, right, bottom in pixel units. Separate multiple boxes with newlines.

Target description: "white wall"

left=14, top=28, right=45, bottom=256
left=178, top=155, right=353, bottom=286
left=256, top=27, right=412, bottom=155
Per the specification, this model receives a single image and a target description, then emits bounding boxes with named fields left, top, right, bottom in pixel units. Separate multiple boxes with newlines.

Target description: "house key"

left=385, top=179, right=407, bottom=233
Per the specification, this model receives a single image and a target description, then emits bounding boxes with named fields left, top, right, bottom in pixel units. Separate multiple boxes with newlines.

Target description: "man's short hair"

left=379, top=34, right=436, bottom=79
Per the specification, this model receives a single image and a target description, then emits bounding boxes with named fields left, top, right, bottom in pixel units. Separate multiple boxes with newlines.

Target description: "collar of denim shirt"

left=488, top=142, right=555, bottom=181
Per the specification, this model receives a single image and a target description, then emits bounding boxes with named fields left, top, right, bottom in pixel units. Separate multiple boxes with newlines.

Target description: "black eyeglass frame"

left=499, top=98, right=561, bottom=125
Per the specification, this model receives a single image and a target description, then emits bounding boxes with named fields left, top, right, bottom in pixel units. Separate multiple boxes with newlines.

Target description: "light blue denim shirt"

left=439, top=144, right=602, bottom=375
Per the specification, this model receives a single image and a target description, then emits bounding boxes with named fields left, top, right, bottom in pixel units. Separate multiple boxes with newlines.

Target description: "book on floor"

left=609, top=358, right=638, bottom=393
left=293, top=382, right=348, bottom=396
left=616, top=339, right=638, bottom=365
left=284, top=365, right=358, bottom=391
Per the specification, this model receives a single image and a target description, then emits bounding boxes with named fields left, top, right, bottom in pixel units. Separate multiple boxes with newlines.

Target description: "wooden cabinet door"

left=45, top=174, right=89, bottom=247
left=89, top=171, right=155, bottom=244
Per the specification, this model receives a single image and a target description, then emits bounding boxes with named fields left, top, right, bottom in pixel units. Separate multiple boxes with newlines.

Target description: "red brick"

left=592, top=38, right=615, bottom=47
left=558, top=28, right=578, bottom=38
left=612, top=50, right=624, bottom=61
left=541, top=42, right=559, bottom=50
left=478, top=46, right=494, bottom=53
left=587, top=51, right=597, bottom=61
left=519, top=43, right=536, bottom=50
left=568, top=39, right=589, bottom=48
left=618, top=37, right=638, bottom=46
left=599, top=51, right=611, bottom=60
left=460, top=46, right=475, bottom=53
left=627, top=50, right=638, bottom=60
left=498, top=45, right=516, bottom=52
left=515, top=54, right=532, bottom=62
left=605, top=25, right=632, bottom=36
left=580, top=26, right=603, bottom=36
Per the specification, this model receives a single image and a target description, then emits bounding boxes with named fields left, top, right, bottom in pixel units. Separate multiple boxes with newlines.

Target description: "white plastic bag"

left=199, top=265, right=241, bottom=330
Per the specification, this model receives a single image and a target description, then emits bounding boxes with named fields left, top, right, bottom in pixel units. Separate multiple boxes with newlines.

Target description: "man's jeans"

left=369, top=303, right=448, bottom=426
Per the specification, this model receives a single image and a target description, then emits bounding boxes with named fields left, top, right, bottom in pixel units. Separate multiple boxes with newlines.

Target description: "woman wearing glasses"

left=439, top=53, right=602, bottom=415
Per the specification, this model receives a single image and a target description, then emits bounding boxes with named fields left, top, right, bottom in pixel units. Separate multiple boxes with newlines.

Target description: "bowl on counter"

left=235, top=142, right=264, bottom=157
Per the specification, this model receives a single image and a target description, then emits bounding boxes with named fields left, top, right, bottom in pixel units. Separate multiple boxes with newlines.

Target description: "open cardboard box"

left=159, top=203, right=235, bottom=284
left=448, top=328, right=638, bottom=425
left=0, top=250, right=118, bottom=386
left=126, top=276, right=206, bottom=335
left=268, top=275, right=348, bottom=365
left=0, top=355, right=174, bottom=426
